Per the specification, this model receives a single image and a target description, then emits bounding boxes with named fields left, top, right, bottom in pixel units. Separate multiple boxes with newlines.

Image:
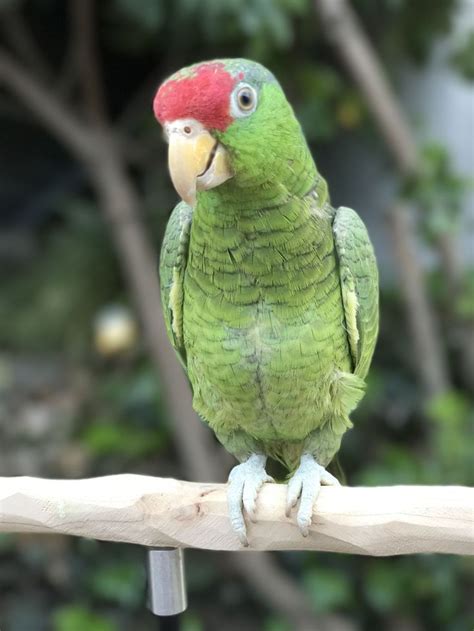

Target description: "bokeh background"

left=0, top=1, right=473, bottom=630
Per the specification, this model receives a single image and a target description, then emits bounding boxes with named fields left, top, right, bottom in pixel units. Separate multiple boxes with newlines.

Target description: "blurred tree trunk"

left=314, top=0, right=469, bottom=396
left=388, top=205, right=450, bottom=398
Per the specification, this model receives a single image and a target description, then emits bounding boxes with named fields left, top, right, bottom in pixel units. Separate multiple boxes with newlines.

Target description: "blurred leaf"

left=364, top=562, right=407, bottom=612
left=303, top=567, right=353, bottom=612
left=98, top=367, right=160, bottom=409
left=53, top=605, right=116, bottom=631
left=295, top=65, right=342, bottom=140
left=89, top=561, right=145, bottom=607
left=336, top=94, right=365, bottom=129
left=112, top=0, right=163, bottom=31
left=456, top=269, right=474, bottom=318
left=278, top=0, right=308, bottom=13
left=0, top=533, right=14, bottom=551
left=425, top=390, right=474, bottom=485
left=82, top=421, right=166, bottom=457
left=185, top=551, right=219, bottom=591
left=296, top=63, right=343, bottom=101
left=123, top=368, right=161, bottom=412
left=182, top=614, right=205, bottom=631
left=0, top=200, right=120, bottom=353
left=402, top=143, right=471, bottom=241
left=426, top=390, right=470, bottom=426
left=264, top=617, right=291, bottom=631
left=355, top=0, right=457, bottom=63
left=355, top=445, right=422, bottom=486
left=104, top=0, right=164, bottom=52
left=0, top=0, right=21, bottom=9
left=450, top=31, right=474, bottom=82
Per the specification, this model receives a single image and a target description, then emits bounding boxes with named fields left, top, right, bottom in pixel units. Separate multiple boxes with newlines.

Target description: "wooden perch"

left=0, top=476, right=472, bottom=556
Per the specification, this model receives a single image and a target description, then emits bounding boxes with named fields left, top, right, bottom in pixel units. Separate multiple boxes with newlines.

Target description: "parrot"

left=153, top=59, right=379, bottom=545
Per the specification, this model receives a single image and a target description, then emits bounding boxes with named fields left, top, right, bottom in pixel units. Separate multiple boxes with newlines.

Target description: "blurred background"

left=0, top=0, right=473, bottom=630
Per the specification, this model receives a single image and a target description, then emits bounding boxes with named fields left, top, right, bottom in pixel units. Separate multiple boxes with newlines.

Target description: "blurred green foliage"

left=0, top=0, right=473, bottom=630
left=450, top=30, right=474, bottom=81
left=53, top=605, right=116, bottom=631
left=403, top=143, right=472, bottom=241
left=0, top=201, right=120, bottom=353
left=354, top=0, right=458, bottom=63
left=303, top=567, right=353, bottom=613
left=81, top=366, right=168, bottom=461
left=87, top=561, right=146, bottom=607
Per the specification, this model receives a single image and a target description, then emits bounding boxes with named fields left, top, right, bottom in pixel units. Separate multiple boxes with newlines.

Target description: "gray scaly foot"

left=285, top=453, right=340, bottom=536
left=227, top=453, right=274, bottom=546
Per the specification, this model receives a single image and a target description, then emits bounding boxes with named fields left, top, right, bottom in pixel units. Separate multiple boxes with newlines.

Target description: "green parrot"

left=153, top=59, right=379, bottom=544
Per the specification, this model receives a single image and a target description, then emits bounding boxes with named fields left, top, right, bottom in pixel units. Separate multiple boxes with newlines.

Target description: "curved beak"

left=167, top=121, right=233, bottom=206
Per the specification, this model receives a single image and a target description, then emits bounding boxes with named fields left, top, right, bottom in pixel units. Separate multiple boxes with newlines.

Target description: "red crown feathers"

left=153, top=62, right=243, bottom=132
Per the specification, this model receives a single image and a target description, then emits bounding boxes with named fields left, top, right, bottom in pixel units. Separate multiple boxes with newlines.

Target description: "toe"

left=242, top=473, right=274, bottom=522
left=235, top=525, right=249, bottom=547
left=288, top=457, right=339, bottom=536
left=319, top=467, right=340, bottom=486
left=227, top=458, right=272, bottom=544
left=227, top=472, right=247, bottom=544
left=297, top=476, right=321, bottom=537
left=296, top=512, right=311, bottom=537
left=242, top=482, right=258, bottom=522
left=285, top=475, right=302, bottom=517
left=229, top=499, right=248, bottom=545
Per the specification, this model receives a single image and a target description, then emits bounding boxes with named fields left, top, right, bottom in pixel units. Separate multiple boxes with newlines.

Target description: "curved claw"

left=285, top=475, right=302, bottom=517
left=227, top=454, right=273, bottom=546
left=286, top=454, right=340, bottom=536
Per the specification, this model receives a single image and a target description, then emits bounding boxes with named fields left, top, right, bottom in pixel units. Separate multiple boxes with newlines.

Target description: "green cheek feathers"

left=215, top=83, right=317, bottom=198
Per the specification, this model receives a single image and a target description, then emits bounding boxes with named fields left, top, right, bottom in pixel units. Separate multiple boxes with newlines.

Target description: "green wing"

left=333, top=206, right=379, bottom=379
left=159, top=201, right=193, bottom=369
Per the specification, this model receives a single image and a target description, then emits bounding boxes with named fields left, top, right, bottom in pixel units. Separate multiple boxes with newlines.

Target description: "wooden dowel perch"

left=0, top=475, right=472, bottom=556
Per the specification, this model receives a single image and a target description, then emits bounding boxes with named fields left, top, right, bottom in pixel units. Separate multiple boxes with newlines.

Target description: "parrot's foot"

left=227, top=454, right=274, bottom=546
left=285, top=454, right=340, bottom=536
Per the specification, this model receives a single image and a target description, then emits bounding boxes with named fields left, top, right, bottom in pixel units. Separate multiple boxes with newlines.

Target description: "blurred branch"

left=2, top=475, right=472, bottom=555
left=0, top=6, right=53, bottom=82
left=69, top=0, right=106, bottom=124
left=228, top=553, right=348, bottom=631
left=118, top=71, right=160, bottom=128
left=314, top=0, right=450, bottom=397
left=388, top=205, right=450, bottom=395
left=232, top=556, right=358, bottom=631
left=0, top=48, right=94, bottom=159
left=0, top=92, right=29, bottom=119
left=437, top=231, right=474, bottom=390
left=0, top=44, right=321, bottom=630
left=314, top=0, right=418, bottom=174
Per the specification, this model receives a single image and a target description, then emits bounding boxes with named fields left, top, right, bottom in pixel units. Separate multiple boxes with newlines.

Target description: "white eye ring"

left=231, top=84, right=258, bottom=117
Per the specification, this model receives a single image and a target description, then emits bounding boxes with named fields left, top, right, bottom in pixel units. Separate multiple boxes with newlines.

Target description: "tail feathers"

left=329, top=370, right=365, bottom=435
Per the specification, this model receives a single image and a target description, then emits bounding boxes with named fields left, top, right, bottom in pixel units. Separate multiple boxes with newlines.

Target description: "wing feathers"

left=159, top=201, right=193, bottom=369
left=333, top=206, right=379, bottom=379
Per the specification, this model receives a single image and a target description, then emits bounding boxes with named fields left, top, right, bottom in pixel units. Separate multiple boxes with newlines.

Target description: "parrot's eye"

left=237, top=88, right=254, bottom=110
left=231, top=84, right=258, bottom=117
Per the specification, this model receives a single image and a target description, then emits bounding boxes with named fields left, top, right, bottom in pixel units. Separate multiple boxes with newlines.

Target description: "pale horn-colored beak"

left=166, top=119, right=233, bottom=206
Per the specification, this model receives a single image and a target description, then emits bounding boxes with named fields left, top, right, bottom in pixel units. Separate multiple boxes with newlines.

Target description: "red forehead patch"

left=153, top=63, right=241, bottom=132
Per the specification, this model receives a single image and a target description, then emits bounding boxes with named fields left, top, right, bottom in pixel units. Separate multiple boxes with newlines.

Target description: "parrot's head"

left=153, top=58, right=313, bottom=206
